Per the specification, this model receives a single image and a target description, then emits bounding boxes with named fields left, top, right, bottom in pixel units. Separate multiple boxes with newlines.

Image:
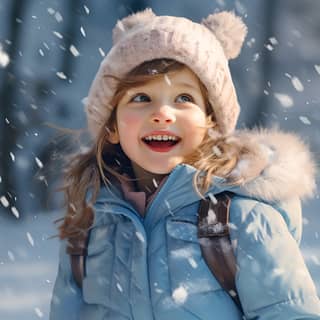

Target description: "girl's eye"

left=175, top=94, right=194, bottom=103
left=130, top=94, right=150, bottom=103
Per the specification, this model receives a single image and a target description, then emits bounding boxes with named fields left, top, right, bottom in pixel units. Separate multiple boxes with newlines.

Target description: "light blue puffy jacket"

left=50, top=130, right=320, bottom=319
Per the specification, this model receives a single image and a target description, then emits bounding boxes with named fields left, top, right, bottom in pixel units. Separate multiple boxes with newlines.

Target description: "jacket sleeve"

left=230, top=198, right=320, bottom=319
left=49, top=240, right=83, bottom=320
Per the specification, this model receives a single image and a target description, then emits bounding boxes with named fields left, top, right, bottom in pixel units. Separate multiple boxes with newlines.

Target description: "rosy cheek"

left=190, top=112, right=206, bottom=126
left=118, top=111, right=141, bottom=129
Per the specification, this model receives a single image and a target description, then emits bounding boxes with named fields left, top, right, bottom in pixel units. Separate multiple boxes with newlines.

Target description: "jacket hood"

left=225, top=128, right=316, bottom=202
left=96, top=128, right=316, bottom=224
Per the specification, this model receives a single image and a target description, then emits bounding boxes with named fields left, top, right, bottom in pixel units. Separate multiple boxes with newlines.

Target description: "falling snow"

left=291, top=76, right=304, bottom=92
left=54, top=11, right=63, bottom=23
left=99, top=48, right=105, bottom=57
left=135, top=231, right=145, bottom=243
left=285, top=73, right=304, bottom=92
left=265, top=44, right=274, bottom=51
left=0, top=196, right=9, bottom=207
left=52, top=31, right=63, bottom=39
left=299, top=116, right=311, bottom=125
left=117, top=20, right=125, bottom=32
left=70, top=45, right=80, bottom=57
left=26, top=232, right=34, bottom=247
left=269, top=37, right=278, bottom=45
left=271, top=268, right=285, bottom=277
left=229, top=289, right=237, bottom=297
left=116, top=283, right=123, bottom=292
left=43, top=42, right=50, bottom=50
left=11, top=206, right=20, bottom=219
left=253, top=53, right=260, bottom=62
left=172, top=286, right=188, bottom=304
left=0, top=45, right=10, bottom=67
left=35, top=157, right=43, bottom=169
left=0, top=4, right=319, bottom=319
left=56, top=71, right=67, bottom=79
left=80, top=26, right=86, bottom=37
left=207, top=208, right=217, bottom=224
left=34, top=307, right=43, bottom=318
left=10, top=152, right=15, bottom=162
left=310, top=255, right=320, bottom=266
left=152, top=178, right=158, bottom=188
left=274, top=93, right=294, bottom=108
left=47, top=8, right=55, bottom=15
left=246, top=37, right=256, bottom=48
left=164, top=74, right=171, bottom=86
left=208, top=193, right=218, bottom=205
left=47, top=8, right=63, bottom=22
left=84, top=5, right=90, bottom=15
left=188, top=257, right=198, bottom=268
left=8, top=250, right=15, bottom=261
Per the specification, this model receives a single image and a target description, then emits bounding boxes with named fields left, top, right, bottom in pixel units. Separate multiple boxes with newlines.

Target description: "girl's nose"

left=150, top=105, right=176, bottom=124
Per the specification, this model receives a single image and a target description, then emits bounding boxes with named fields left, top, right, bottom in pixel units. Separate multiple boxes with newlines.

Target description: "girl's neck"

left=131, top=162, right=167, bottom=197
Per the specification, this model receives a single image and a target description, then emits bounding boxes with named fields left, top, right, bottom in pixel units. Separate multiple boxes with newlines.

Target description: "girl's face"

left=113, top=67, right=207, bottom=177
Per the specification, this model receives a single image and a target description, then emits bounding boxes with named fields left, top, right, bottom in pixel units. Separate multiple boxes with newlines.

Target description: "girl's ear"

left=108, top=126, right=120, bottom=144
left=202, top=11, right=247, bottom=60
left=113, top=8, right=156, bottom=44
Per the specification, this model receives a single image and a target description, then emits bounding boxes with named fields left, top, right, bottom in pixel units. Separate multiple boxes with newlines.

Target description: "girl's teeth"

left=144, top=135, right=178, bottom=141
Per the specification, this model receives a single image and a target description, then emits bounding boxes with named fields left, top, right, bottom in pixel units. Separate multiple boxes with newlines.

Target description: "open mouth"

left=142, top=134, right=181, bottom=152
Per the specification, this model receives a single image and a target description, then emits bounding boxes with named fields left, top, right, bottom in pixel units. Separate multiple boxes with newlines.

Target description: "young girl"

left=50, top=9, right=320, bottom=319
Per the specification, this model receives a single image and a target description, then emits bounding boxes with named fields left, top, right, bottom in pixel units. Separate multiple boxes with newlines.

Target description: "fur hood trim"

left=227, top=128, right=317, bottom=201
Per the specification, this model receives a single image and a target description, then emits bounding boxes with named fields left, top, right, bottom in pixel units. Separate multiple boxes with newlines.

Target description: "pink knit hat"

left=84, top=9, right=247, bottom=139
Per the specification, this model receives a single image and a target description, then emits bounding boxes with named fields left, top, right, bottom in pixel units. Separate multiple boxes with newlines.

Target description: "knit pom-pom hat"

left=84, top=9, right=247, bottom=139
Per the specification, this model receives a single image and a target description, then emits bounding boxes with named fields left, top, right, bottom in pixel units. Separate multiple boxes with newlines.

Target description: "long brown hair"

left=57, top=59, right=244, bottom=240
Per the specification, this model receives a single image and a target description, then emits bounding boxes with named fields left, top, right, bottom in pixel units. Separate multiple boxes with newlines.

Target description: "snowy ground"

left=0, top=191, right=319, bottom=320
left=0, top=211, right=60, bottom=320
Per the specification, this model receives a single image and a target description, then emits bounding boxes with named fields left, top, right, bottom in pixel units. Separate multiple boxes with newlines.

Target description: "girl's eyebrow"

left=171, top=81, right=200, bottom=91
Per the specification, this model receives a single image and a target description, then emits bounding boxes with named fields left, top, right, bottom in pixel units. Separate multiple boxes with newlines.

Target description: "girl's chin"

left=141, top=166, right=173, bottom=175
left=130, top=155, right=186, bottom=178
left=144, top=162, right=183, bottom=174
left=133, top=162, right=179, bottom=176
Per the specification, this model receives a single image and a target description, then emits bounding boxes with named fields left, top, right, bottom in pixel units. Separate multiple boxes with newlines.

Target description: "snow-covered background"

left=0, top=0, right=319, bottom=319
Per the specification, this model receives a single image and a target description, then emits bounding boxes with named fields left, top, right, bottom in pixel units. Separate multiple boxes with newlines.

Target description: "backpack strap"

left=66, top=231, right=90, bottom=288
left=198, top=192, right=243, bottom=312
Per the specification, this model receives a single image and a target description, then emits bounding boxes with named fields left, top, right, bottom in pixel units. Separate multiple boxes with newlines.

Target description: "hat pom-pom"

left=202, top=11, right=247, bottom=59
left=113, top=8, right=156, bottom=44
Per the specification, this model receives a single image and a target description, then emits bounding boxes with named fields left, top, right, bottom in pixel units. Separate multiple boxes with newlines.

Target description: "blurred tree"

left=0, top=0, right=29, bottom=218
left=0, top=0, right=86, bottom=217
left=246, top=0, right=277, bottom=128
left=61, top=1, right=85, bottom=79
left=36, top=0, right=86, bottom=211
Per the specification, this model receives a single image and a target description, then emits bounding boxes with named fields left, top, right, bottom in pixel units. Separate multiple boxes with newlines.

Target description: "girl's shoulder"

left=213, top=128, right=315, bottom=243
left=229, top=194, right=302, bottom=243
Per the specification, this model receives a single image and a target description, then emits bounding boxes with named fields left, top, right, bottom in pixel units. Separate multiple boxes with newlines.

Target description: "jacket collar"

left=95, top=128, right=315, bottom=223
